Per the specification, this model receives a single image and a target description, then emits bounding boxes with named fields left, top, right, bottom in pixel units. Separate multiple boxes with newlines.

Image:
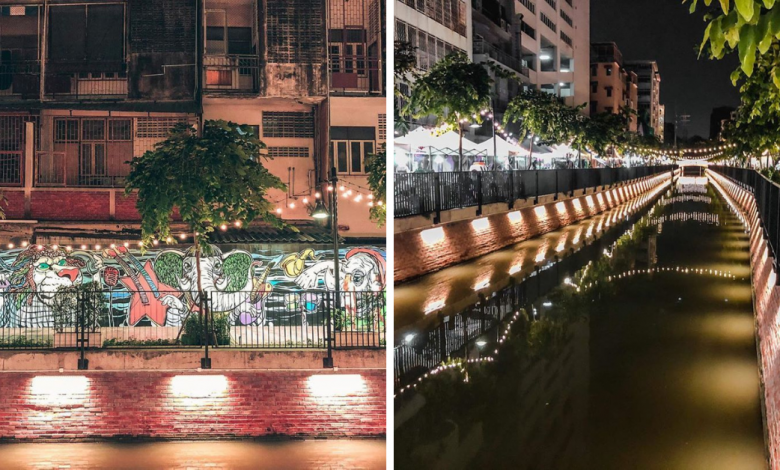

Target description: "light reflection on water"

left=0, top=440, right=386, bottom=470
left=396, top=179, right=767, bottom=470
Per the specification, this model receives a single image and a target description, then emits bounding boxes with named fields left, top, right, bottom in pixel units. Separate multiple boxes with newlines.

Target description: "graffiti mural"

left=0, top=244, right=386, bottom=331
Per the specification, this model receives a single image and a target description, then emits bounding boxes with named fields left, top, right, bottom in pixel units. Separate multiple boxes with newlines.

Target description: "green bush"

left=180, top=311, right=230, bottom=346
left=0, top=336, right=52, bottom=348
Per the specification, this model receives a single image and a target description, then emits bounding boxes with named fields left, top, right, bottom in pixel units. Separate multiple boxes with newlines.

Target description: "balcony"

left=44, top=61, right=128, bottom=101
left=35, top=152, right=128, bottom=188
left=330, top=56, right=383, bottom=95
left=473, top=38, right=529, bottom=77
left=204, top=54, right=260, bottom=95
left=0, top=62, right=42, bottom=101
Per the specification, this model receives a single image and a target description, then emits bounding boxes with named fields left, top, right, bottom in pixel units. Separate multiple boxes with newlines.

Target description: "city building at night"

left=589, top=42, right=638, bottom=132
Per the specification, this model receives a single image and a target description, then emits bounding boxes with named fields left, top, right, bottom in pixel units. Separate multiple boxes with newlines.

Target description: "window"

left=266, top=0, right=323, bottom=63
left=591, top=64, right=597, bottom=76
left=268, top=147, right=309, bottom=158
left=605, top=65, right=612, bottom=76
left=136, top=118, right=192, bottom=139
left=50, top=117, right=133, bottom=187
left=262, top=112, right=314, bottom=138
left=606, top=87, right=612, bottom=97
left=49, top=4, right=124, bottom=63
left=331, top=126, right=376, bottom=175
left=378, top=114, right=386, bottom=141
left=590, top=81, right=597, bottom=93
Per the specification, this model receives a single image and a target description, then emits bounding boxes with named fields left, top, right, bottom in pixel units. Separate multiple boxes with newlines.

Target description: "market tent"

left=475, top=136, right=529, bottom=157
left=395, top=128, right=480, bottom=152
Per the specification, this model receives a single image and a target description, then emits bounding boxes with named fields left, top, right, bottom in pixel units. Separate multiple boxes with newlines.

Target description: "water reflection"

left=0, top=440, right=386, bottom=470
left=396, top=177, right=766, bottom=469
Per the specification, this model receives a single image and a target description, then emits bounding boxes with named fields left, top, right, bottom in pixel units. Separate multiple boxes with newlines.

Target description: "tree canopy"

left=125, top=119, right=287, bottom=248
left=365, top=147, right=386, bottom=226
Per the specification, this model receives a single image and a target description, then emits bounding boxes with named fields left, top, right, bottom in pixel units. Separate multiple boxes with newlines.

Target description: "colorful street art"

left=0, top=244, right=386, bottom=330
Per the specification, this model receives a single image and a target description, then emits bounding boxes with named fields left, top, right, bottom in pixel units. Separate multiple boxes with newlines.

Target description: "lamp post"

left=311, top=168, right=339, bottom=369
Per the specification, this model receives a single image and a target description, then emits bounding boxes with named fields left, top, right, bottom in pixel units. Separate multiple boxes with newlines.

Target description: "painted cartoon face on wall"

left=32, top=255, right=83, bottom=300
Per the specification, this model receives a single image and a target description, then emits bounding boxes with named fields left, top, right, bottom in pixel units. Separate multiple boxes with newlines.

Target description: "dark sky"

left=591, top=0, right=741, bottom=138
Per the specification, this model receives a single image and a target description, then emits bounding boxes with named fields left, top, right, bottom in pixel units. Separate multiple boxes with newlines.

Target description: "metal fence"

left=395, top=166, right=676, bottom=218
left=709, top=165, right=780, bottom=280
left=0, top=289, right=385, bottom=351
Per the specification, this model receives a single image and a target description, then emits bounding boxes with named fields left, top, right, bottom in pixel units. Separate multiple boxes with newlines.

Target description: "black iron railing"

left=395, top=166, right=676, bottom=218
left=0, top=289, right=385, bottom=350
left=709, top=166, right=780, bottom=280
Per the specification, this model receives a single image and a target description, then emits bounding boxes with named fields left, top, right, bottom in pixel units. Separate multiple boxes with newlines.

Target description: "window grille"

left=268, top=147, right=310, bottom=158
left=262, top=112, right=314, bottom=138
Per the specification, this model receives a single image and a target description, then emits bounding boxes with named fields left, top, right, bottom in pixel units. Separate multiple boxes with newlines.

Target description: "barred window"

left=54, top=119, right=79, bottom=143
left=378, top=114, right=386, bottom=141
left=108, top=119, right=132, bottom=141
left=136, top=117, right=191, bottom=139
left=262, top=112, right=314, bottom=138
left=268, top=146, right=310, bottom=158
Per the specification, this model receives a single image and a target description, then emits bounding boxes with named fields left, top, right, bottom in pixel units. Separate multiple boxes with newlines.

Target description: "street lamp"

left=317, top=168, right=340, bottom=369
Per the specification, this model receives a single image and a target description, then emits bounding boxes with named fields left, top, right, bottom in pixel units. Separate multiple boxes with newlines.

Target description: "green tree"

left=403, top=51, right=493, bottom=169
left=124, top=119, right=287, bottom=300
left=394, top=41, right=418, bottom=136
left=504, top=89, right=582, bottom=168
left=365, top=146, right=386, bottom=226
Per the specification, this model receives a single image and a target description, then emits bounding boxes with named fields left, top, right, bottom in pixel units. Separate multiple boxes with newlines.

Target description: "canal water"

left=395, top=176, right=766, bottom=470
left=0, top=439, right=386, bottom=469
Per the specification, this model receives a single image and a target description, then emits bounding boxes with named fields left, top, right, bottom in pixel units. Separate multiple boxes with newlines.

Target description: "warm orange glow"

left=30, top=376, right=90, bottom=405
left=170, top=375, right=228, bottom=398
left=471, top=218, right=490, bottom=231
left=507, top=211, right=522, bottom=223
left=420, top=227, right=445, bottom=245
left=308, top=374, right=366, bottom=397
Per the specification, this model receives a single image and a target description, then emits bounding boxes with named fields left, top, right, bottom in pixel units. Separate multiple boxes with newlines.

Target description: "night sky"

left=591, top=0, right=741, bottom=139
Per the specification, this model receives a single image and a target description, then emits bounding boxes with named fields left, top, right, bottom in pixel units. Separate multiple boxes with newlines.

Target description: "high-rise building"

left=710, top=106, right=735, bottom=140
left=589, top=42, right=638, bottom=132
left=625, top=60, right=662, bottom=139
left=516, top=0, right=590, bottom=112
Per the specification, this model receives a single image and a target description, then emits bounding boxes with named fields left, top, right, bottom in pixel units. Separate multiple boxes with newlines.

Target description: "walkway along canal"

left=395, top=174, right=767, bottom=470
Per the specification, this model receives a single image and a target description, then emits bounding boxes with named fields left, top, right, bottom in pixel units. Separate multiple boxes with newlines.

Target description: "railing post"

left=476, top=172, right=483, bottom=216
left=77, top=290, right=88, bottom=370
left=507, top=170, right=514, bottom=209
left=433, top=173, right=442, bottom=224
left=534, top=170, right=539, bottom=205
left=554, top=170, right=559, bottom=200
left=325, top=290, right=334, bottom=365
left=201, top=293, right=211, bottom=369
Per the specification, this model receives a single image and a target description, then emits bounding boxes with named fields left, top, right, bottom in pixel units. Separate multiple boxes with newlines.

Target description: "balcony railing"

left=0, top=151, right=23, bottom=186
left=35, top=152, right=128, bottom=188
left=44, top=61, right=128, bottom=100
left=394, top=166, right=676, bottom=218
left=204, top=54, right=260, bottom=94
left=0, top=289, right=385, bottom=350
left=330, top=57, right=383, bottom=95
left=0, top=61, right=42, bottom=100
left=473, top=38, right=529, bottom=76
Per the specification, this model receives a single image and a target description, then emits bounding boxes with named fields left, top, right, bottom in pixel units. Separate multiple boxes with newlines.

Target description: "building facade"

left=625, top=60, right=662, bottom=139
left=516, top=0, right=590, bottom=111
left=589, top=42, right=637, bottom=132
left=0, top=0, right=386, bottom=334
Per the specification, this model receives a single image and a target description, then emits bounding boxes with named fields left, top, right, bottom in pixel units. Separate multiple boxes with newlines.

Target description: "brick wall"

left=1, top=190, right=25, bottom=220
left=708, top=170, right=779, bottom=468
left=30, top=191, right=110, bottom=221
left=0, top=370, right=385, bottom=441
left=395, top=173, right=673, bottom=282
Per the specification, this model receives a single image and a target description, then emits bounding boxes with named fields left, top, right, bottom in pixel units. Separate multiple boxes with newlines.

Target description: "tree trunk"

left=194, top=236, right=206, bottom=344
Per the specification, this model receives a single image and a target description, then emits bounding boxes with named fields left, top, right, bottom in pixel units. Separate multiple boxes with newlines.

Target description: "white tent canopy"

left=475, top=136, right=529, bottom=157
left=395, top=128, right=480, bottom=152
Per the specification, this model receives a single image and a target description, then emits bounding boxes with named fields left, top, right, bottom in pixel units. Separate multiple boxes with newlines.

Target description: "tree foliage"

left=403, top=51, right=493, bottom=159
left=687, top=0, right=780, bottom=81
left=504, top=89, right=582, bottom=147
left=125, top=119, right=287, bottom=247
left=365, top=146, right=386, bottom=226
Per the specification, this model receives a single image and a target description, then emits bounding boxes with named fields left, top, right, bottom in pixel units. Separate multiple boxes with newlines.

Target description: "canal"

left=395, top=176, right=766, bottom=469
left=0, top=439, right=386, bottom=469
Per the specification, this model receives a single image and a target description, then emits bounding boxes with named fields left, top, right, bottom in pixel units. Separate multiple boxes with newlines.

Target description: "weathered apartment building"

left=0, top=0, right=385, bottom=241
left=589, top=42, right=638, bottom=133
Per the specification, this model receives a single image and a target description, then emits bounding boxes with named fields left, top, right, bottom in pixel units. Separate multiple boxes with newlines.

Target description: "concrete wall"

left=708, top=170, right=779, bottom=469
left=395, top=171, right=673, bottom=282
left=0, top=369, right=385, bottom=440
